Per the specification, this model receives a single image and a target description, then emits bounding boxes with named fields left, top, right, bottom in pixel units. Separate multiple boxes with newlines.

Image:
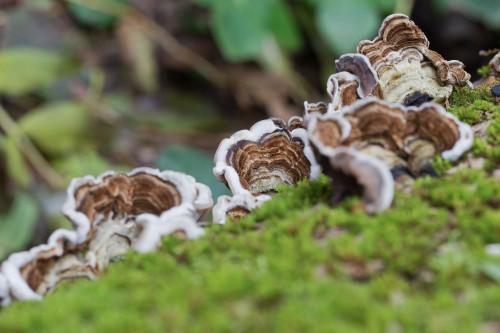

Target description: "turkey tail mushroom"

left=320, top=147, right=394, bottom=214
left=213, top=117, right=320, bottom=223
left=357, top=14, right=471, bottom=105
left=0, top=168, right=212, bottom=306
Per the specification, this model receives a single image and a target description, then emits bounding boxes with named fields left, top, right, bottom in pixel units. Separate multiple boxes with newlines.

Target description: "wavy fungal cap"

left=73, top=172, right=182, bottom=228
left=325, top=148, right=394, bottom=214
left=0, top=168, right=211, bottom=306
left=357, top=14, right=471, bottom=104
left=214, top=118, right=320, bottom=197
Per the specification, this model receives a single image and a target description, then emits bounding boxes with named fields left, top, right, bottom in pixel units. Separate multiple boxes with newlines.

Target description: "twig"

left=479, top=48, right=500, bottom=57
left=0, top=105, right=64, bottom=188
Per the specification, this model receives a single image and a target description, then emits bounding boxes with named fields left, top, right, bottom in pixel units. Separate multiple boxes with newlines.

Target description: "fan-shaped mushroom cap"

left=212, top=193, right=271, bottom=225
left=357, top=14, right=471, bottom=105
left=404, top=102, right=474, bottom=173
left=308, top=98, right=407, bottom=152
left=214, top=118, right=320, bottom=198
left=307, top=97, right=473, bottom=180
left=326, top=72, right=361, bottom=112
left=0, top=168, right=212, bottom=306
left=339, top=98, right=407, bottom=151
left=304, top=101, right=328, bottom=118
left=320, top=147, right=394, bottom=214
left=307, top=113, right=351, bottom=152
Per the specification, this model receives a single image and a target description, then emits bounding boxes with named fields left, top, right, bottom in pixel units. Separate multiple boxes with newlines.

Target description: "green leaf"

left=67, top=0, right=127, bottom=29
left=19, top=101, right=102, bottom=156
left=0, top=48, right=75, bottom=95
left=156, top=144, right=231, bottom=200
left=1, top=136, right=32, bottom=187
left=316, top=0, right=380, bottom=55
left=0, top=192, right=39, bottom=260
left=200, top=0, right=302, bottom=61
left=211, top=0, right=269, bottom=61
left=371, top=0, right=397, bottom=13
left=267, top=1, right=303, bottom=52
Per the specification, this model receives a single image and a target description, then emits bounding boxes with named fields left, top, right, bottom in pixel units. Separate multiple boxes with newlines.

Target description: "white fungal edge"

left=306, top=112, right=352, bottom=158
left=326, top=71, right=359, bottom=113
left=308, top=97, right=407, bottom=152
left=357, top=13, right=429, bottom=72
left=335, top=53, right=379, bottom=98
left=213, top=118, right=320, bottom=197
left=212, top=193, right=271, bottom=225
left=0, top=167, right=212, bottom=305
left=338, top=96, right=409, bottom=119
left=325, top=147, right=394, bottom=214
left=303, top=101, right=328, bottom=121
left=407, top=102, right=474, bottom=161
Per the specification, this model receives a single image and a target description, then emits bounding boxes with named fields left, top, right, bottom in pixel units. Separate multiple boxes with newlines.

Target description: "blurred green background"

left=0, top=0, right=499, bottom=259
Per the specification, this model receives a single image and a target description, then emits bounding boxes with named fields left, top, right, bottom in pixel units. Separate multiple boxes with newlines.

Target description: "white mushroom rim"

left=212, top=193, right=271, bottom=225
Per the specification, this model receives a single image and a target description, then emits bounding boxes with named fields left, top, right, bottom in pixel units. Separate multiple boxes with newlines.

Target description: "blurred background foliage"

left=0, top=0, right=499, bottom=259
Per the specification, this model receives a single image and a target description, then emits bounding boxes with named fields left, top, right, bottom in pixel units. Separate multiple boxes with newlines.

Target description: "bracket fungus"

left=357, top=14, right=471, bottom=105
left=305, top=14, right=471, bottom=112
left=212, top=193, right=270, bottom=225
left=0, top=168, right=212, bottom=306
left=318, top=147, right=394, bottom=214
left=307, top=98, right=473, bottom=201
left=327, top=54, right=381, bottom=112
left=213, top=118, right=320, bottom=221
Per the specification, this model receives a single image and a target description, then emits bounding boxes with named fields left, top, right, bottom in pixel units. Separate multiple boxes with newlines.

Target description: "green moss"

left=447, top=99, right=495, bottom=125
left=487, top=118, right=500, bottom=143
left=1, top=169, right=499, bottom=332
left=477, top=65, right=491, bottom=77
left=432, top=155, right=453, bottom=175
left=449, top=84, right=496, bottom=108
left=485, top=146, right=500, bottom=171
left=471, top=137, right=488, bottom=157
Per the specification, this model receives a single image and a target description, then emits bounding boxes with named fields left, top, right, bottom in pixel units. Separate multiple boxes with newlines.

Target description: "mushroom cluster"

left=307, top=98, right=473, bottom=212
left=214, top=14, right=475, bottom=220
left=0, top=13, right=479, bottom=306
left=0, top=168, right=212, bottom=306
left=320, top=14, right=471, bottom=113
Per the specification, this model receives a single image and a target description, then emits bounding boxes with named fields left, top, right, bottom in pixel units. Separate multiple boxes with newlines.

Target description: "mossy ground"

left=0, top=87, right=500, bottom=332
